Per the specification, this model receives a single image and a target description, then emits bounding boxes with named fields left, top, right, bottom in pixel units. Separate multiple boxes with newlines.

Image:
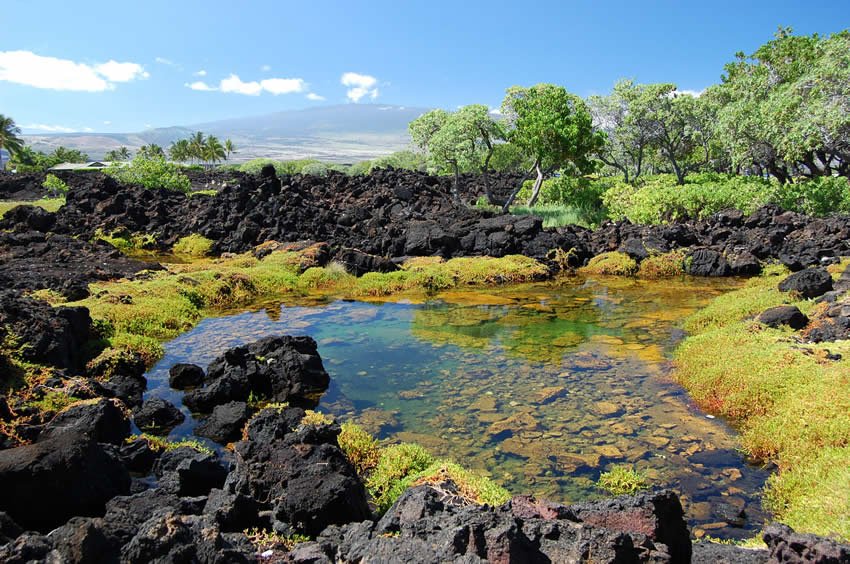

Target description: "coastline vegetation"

left=674, top=260, right=850, bottom=539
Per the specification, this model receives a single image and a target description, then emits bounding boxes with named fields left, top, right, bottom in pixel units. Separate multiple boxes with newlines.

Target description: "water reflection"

left=144, top=276, right=769, bottom=539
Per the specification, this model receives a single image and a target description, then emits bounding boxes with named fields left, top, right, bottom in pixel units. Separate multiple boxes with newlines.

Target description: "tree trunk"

left=502, top=159, right=538, bottom=213
left=526, top=162, right=545, bottom=206
left=671, top=158, right=685, bottom=185
left=482, top=146, right=494, bottom=205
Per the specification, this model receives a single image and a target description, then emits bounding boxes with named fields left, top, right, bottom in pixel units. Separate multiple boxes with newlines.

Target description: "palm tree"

left=118, top=146, right=131, bottom=160
left=0, top=114, right=24, bottom=171
left=169, top=139, right=190, bottom=162
left=204, top=135, right=226, bottom=167
left=189, top=131, right=206, bottom=164
left=224, top=139, right=236, bottom=161
left=139, top=144, right=165, bottom=159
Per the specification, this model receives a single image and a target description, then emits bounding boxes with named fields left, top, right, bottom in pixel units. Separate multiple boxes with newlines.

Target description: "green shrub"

left=772, top=176, right=850, bottom=216
left=367, top=443, right=435, bottom=513
left=339, top=421, right=381, bottom=475
left=106, top=156, right=191, bottom=193
left=173, top=234, right=214, bottom=257
left=237, top=158, right=323, bottom=176
left=597, top=465, right=649, bottom=495
left=42, top=174, right=68, bottom=197
left=602, top=173, right=776, bottom=224
left=300, top=162, right=329, bottom=177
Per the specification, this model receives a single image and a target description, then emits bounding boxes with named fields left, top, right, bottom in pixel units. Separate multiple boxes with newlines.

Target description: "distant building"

left=49, top=161, right=123, bottom=171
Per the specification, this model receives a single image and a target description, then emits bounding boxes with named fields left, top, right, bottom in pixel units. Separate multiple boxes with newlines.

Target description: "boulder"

left=686, top=249, right=732, bottom=277
left=756, top=306, right=809, bottom=330
left=778, top=268, right=834, bottom=299
left=0, top=430, right=130, bottom=531
left=39, top=398, right=130, bottom=445
left=153, top=447, right=228, bottom=497
left=763, top=523, right=850, bottom=563
left=336, top=248, right=398, bottom=276
left=133, top=398, right=185, bottom=435
left=195, top=401, right=251, bottom=444
left=168, top=363, right=205, bottom=389
left=185, top=336, right=329, bottom=413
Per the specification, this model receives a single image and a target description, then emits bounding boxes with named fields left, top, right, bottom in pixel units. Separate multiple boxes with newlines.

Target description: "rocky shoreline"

left=2, top=167, right=850, bottom=562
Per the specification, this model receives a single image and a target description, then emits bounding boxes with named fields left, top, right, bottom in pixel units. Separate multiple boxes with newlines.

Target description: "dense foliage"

left=106, top=156, right=191, bottom=193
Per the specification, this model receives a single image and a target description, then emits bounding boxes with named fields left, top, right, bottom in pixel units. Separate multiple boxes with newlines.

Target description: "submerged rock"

left=184, top=335, right=330, bottom=413
left=133, top=398, right=185, bottom=435
left=168, top=363, right=205, bottom=389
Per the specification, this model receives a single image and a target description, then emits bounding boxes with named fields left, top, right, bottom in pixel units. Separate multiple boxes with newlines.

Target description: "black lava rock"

left=133, top=398, right=185, bottom=435
left=757, top=305, right=809, bottom=330
left=778, top=267, right=834, bottom=298
left=168, top=363, right=205, bottom=389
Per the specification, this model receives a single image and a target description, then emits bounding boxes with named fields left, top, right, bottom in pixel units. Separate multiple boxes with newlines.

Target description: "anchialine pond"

left=142, top=275, right=771, bottom=540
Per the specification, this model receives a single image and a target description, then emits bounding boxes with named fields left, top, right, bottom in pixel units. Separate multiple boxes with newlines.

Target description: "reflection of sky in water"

left=145, top=277, right=771, bottom=539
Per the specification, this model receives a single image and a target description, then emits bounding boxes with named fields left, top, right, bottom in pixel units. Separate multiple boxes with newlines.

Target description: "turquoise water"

left=144, top=276, right=770, bottom=539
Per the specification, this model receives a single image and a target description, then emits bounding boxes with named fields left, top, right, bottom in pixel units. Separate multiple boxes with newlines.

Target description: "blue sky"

left=1, top=0, right=848, bottom=134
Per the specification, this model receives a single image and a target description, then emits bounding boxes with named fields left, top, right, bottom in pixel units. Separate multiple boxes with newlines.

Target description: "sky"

left=1, top=0, right=848, bottom=134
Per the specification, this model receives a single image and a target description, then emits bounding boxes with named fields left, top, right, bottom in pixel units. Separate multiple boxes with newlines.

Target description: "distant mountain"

left=22, top=104, right=428, bottom=163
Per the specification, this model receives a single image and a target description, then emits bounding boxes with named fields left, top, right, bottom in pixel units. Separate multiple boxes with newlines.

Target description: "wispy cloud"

left=261, top=64, right=271, bottom=72
left=0, top=50, right=149, bottom=91
left=306, top=92, right=325, bottom=101
left=341, top=72, right=379, bottom=102
left=155, top=56, right=176, bottom=66
left=677, top=88, right=705, bottom=98
left=194, top=69, right=207, bottom=77
left=186, top=74, right=307, bottom=96
left=22, top=123, right=78, bottom=132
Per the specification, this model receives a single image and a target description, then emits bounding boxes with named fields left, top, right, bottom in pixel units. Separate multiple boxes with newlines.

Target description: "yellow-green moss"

left=172, top=234, right=214, bottom=257
left=637, top=251, right=686, bottom=279
left=93, top=229, right=158, bottom=254
left=675, top=258, right=850, bottom=539
left=579, top=252, right=639, bottom=276
left=126, top=433, right=213, bottom=455
left=338, top=421, right=381, bottom=475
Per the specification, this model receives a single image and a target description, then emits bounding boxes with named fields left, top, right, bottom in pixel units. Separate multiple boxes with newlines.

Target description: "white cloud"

left=94, top=60, right=149, bottom=82
left=21, top=123, right=77, bottom=132
left=103, top=120, right=112, bottom=125
left=341, top=72, right=379, bottom=102
left=83, top=127, right=94, bottom=132
left=0, top=51, right=149, bottom=91
left=677, top=88, right=704, bottom=98
left=189, top=74, right=307, bottom=96
left=260, top=77, right=306, bottom=95
left=489, top=107, right=502, bottom=115
left=194, top=69, right=207, bottom=77
left=220, top=74, right=263, bottom=95
left=306, top=92, right=325, bottom=101
left=261, top=64, right=271, bottom=72
left=185, top=80, right=217, bottom=91
left=155, top=57, right=176, bottom=66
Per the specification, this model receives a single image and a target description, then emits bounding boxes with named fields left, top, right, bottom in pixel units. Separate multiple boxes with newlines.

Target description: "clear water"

left=144, top=276, right=770, bottom=539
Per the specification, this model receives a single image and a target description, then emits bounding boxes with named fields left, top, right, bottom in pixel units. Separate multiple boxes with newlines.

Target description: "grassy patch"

left=578, top=252, right=639, bottom=276
left=511, top=204, right=599, bottom=228
left=93, top=229, right=158, bottom=254
left=637, top=251, right=686, bottom=279
left=172, top=234, right=214, bottom=257
left=339, top=423, right=509, bottom=515
left=243, top=528, right=309, bottom=552
left=126, top=433, right=213, bottom=455
left=0, top=197, right=65, bottom=218
left=674, top=259, right=850, bottom=539
left=597, top=465, right=649, bottom=495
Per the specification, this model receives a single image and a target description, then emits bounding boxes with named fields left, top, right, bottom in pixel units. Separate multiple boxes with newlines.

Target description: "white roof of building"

left=49, top=161, right=117, bottom=170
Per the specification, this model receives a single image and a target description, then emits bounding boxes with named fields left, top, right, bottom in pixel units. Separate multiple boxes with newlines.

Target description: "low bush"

left=637, top=251, right=686, bottom=279
left=106, top=156, right=191, bottom=193
left=367, top=443, right=435, bottom=513
left=126, top=433, right=213, bottom=455
left=42, top=174, right=68, bottom=197
left=300, top=162, right=329, bottom=177
left=338, top=421, right=381, bottom=475
left=772, top=176, right=850, bottom=216
left=0, top=197, right=65, bottom=218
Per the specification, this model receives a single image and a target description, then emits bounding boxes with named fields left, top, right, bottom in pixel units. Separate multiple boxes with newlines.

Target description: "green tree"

left=588, top=80, right=655, bottom=183
left=52, top=146, right=89, bottom=164
left=716, top=28, right=850, bottom=182
left=501, top=84, right=604, bottom=209
left=138, top=144, right=165, bottom=159
left=0, top=114, right=24, bottom=171
left=105, top=147, right=131, bottom=161
left=169, top=139, right=191, bottom=163
left=189, top=131, right=206, bottom=164
left=454, top=104, right=505, bottom=204
left=224, top=139, right=236, bottom=160
left=203, top=135, right=226, bottom=166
